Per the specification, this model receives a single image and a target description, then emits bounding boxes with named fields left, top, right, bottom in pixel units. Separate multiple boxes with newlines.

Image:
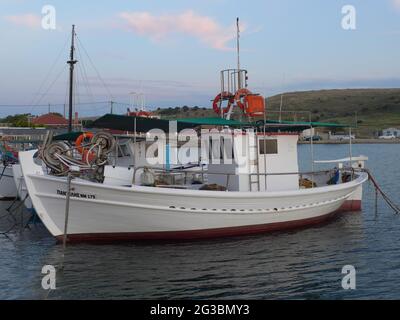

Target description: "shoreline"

left=299, top=139, right=400, bottom=144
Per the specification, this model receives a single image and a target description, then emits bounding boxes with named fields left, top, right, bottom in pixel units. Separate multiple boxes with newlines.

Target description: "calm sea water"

left=0, top=144, right=399, bottom=300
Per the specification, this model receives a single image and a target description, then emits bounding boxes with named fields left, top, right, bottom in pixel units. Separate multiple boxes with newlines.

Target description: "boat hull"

left=12, top=164, right=33, bottom=208
left=55, top=209, right=341, bottom=242
left=19, top=150, right=368, bottom=242
left=0, top=164, right=17, bottom=201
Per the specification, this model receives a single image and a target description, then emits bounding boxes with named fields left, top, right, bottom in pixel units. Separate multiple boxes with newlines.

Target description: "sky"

left=1, top=0, right=400, bottom=117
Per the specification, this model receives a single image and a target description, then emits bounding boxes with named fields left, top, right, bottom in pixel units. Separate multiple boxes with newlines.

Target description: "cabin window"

left=209, top=137, right=222, bottom=160
left=221, top=137, right=234, bottom=161
left=259, top=139, right=278, bottom=154
left=209, top=137, right=234, bottom=161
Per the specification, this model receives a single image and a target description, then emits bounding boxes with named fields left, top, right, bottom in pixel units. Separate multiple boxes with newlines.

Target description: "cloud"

left=118, top=10, right=243, bottom=51
left=392, top=0, right=400, bottom=9
left=4, top=13, right=41, bottom=28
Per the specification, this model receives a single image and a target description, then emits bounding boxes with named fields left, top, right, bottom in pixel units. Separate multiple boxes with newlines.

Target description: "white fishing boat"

left=19, top=120, right=369, bottom=242
left=18, top=23, right=369, bottom=243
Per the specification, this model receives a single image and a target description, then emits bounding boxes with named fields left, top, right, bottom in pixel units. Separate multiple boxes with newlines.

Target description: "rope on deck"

left=363, top=168, right=400, bottom=214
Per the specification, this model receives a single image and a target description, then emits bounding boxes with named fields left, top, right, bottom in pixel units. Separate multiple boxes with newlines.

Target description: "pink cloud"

left=4, top=13, right=41, bottom=28
left=119, top=10, right=243, bottom=51
left=392, top=0, right=400, bottom=9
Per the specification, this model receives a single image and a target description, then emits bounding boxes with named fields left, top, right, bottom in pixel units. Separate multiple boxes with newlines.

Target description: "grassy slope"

left=267, top=89, right=400, bottom=137
left=154, top=89, right=400, bottom=137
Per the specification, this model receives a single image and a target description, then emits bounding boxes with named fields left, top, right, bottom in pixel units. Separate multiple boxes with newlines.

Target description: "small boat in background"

left=0, top=142, right=18, bottom=201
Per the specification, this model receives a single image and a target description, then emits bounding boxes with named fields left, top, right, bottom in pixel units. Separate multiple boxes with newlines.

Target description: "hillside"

left=154, top=89, right=400, bottom=137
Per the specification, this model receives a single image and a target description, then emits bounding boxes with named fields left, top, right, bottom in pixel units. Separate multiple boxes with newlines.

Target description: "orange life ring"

left=75, top=132, right=94, bottom=154
left=76, top=132, right=97, bottom=163
left=82, top=149, right=97, bottom=163
left=234, top=88, right=252, bottom=111
left=212, top=92, right=234, bottom=115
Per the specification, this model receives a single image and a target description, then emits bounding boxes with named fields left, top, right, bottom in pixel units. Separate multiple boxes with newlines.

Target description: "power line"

left=28, top=65, right=68, bottom=114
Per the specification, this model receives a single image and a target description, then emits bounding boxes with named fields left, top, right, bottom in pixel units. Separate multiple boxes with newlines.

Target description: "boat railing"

left=131, top=165, right=357, bottom=190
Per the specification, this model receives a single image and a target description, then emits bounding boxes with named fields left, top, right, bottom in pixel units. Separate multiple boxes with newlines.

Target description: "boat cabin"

left=205, top=129, right=299, bottom=191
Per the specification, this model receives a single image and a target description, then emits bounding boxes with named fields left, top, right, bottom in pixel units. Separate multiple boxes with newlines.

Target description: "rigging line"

left=75, top=35, right=114, bottom=100
left=74, top=66, right=80, bottom=114
left=63, top=70, right=69, bottom=116
left=77, top=46, right=94, bottom=101
left=75, top=44, right=95, bottom=103
left=0, top=101, right=124, bottom=107
left=0, top=103, right=67, bottom=107
left=30, top=36, right=70, bottom=107
left=28, top=65, right=68, bottom=114
left=75, top=57, right=91, bottom=102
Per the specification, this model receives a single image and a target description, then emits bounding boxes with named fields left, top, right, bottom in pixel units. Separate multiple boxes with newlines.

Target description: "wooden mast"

left=67, top=25, right=77, bottom=133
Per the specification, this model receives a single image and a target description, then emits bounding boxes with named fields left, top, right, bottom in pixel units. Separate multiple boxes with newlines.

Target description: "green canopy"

left=90, top=114, right=348, bottom=133
left=176, top=117, right=248, bottom=126
left=53, top=131, right=84, bottom=141
left=91, top=114, right=198, bottom=132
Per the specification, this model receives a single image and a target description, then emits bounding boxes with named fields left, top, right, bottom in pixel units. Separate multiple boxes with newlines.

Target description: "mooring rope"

left=363, top=168, right=400, bottom=214
left=0, top=194, right=31, bottom=237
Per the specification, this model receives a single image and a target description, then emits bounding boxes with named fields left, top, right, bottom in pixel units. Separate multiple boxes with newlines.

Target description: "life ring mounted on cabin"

left=234, top=88, right=253, bottom=111
left=75, top=132, right=96, bottom=163
left=211, top=89, right=266, bottom=117
left=212, top=92, right=234, bottom=115
left=235, top=88, right=266, bottom=117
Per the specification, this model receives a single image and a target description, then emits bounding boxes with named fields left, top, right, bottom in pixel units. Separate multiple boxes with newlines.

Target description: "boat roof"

left=88, top=114, right=349, bottom=133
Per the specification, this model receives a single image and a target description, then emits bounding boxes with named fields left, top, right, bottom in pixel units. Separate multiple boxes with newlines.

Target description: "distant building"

left=31, top=113, right=68, bottom=127
left=0, top=127, right=67, bottom=143
left=328, top=131, right=355, bottom=141
left=381, top=128, right=400, bottom=137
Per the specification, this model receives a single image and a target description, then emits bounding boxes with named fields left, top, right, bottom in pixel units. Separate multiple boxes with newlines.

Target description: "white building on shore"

left=381, top=128, right=400, bottom=137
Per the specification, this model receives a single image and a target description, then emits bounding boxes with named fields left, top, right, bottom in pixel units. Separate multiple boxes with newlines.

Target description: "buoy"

left=234, top=88, right=252, bottom=111
left=212, top=92, right=234, bottom=115
left=75, top=132, right=96, bottom=163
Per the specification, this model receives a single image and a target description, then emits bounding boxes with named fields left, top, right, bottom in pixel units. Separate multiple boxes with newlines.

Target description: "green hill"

left=155, top=89, right=400, bottom=137
left=267, top=89, right=400, bottom=137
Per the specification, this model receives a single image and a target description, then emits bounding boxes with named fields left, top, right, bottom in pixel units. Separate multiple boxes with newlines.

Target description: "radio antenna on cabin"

left=236, top=17, right=241, bottom=89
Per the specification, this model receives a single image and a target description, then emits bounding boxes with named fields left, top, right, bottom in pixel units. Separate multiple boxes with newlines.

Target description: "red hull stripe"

left=339, top=200, right=362, bottom=212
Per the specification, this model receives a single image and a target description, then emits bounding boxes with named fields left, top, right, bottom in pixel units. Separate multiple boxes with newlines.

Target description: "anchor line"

left=363, top=168, right=400, bottom=214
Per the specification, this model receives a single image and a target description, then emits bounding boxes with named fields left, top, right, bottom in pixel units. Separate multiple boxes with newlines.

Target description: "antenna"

left=279, top=94, right=283, bottom=123
left=236, top=17, right=241, bottom=88
left=279, top=73, right=285, bottom=123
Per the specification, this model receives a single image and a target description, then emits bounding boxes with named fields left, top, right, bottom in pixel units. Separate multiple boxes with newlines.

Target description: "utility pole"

left=67, top=25, right=77, bottom=133
left=110, top=100, right=114, bottom=114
